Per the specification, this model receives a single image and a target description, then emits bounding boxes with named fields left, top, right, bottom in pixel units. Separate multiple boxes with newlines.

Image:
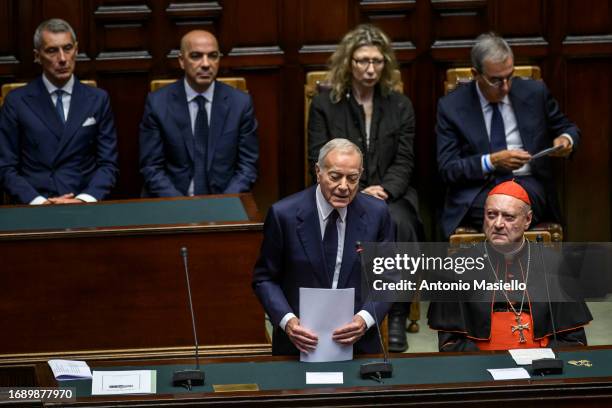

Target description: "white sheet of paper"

left=487, top=368, right=531, bottom=380
left=91, top=370, right=156, bottom=395
left=48, top=359, right=92, bottom=381
left=509, top=348, right=556, bottom=365
left=305, top=372, right=344, bottom=384
left=299, top=287, right=354, bottom=362
left=530, top=145, right=562, bottom=161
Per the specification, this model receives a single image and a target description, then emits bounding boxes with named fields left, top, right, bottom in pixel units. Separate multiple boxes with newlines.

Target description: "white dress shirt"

left=476, top=82, right=573, bottom=176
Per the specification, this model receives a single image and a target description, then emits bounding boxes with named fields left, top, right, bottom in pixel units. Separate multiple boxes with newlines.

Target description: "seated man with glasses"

left=436, top=32, right=580, bottom=238
left=139, top=30, right=259, bottom=197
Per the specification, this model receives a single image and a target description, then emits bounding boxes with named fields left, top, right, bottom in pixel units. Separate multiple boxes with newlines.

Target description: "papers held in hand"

left=530, top=145, right=562, bottom=161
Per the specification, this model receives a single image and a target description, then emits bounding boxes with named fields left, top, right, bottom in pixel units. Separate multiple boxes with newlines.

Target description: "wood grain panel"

left=564, top=60, right=612, bottom=241
left=0, top=223, right=266, bottom=353
left=432, top=2, right=487, bottom=41
left=98, top=73, right=150, bottom=199
left=359, top=0, right=416, bottom=43
left=495, top=0, right=545, bottom=38
left=301, top=0, right=351, bottom=45
left=223, top=0, right=279, bottom=48
left=567, top=0, right=612, bottom=35
left=240, top=71, right=281, bottom=212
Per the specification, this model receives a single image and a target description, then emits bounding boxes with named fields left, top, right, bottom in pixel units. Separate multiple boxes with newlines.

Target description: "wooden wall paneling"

left=240, top=70, right=281, bottom=212
left=431, top=0, right=488, bottom=44
left=563, top=60, right=612, bottom=241
left=99, top=73, right=150, bottom=199
left=494, top=0, right=546, bottom=39
left=358, top=0, right=417, bottom=45
left=279, top=0, right=307, bottom=197
left=223, top=0, right=280, bottom=48
left=0, top=0, right=19, bottom=78
left=92, top=1, right=153, bottom=67
left=301, top=0, right=351, bottom=45
left=566, top=0, right=612, bottom=36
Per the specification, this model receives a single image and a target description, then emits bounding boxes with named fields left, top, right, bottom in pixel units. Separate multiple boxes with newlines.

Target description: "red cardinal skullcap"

left=488, top=180, right=531, bottom=205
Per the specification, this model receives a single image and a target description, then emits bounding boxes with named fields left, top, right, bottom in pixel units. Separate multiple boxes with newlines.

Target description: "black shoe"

left=388, top=315, right=408, bottom=352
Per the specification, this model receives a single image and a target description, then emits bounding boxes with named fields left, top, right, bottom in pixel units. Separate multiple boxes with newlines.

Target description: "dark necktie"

left=489, top=102, right=507, bottom=152
left=323, top=209, right=339, bottom=284
left=193, top=95, right=209, bottom=195
left=55, top=89, right=66, bottom=124
left=490, top=102, right=513, bottom=181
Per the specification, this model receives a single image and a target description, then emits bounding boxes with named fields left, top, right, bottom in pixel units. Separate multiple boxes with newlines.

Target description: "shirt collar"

left=42, top=74, right=74, bottom=95
left=475, top=80, right=510, bottom=109
left=315, top=185, right=347, bottom=222
left=184, top=78, right=215, bottom=103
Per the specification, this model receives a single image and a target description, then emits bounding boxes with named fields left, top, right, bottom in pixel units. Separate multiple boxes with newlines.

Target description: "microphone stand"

left=356, top=241, right=393, bottom=382
left=531, top=235, right=564, bottom=375
left=172, top=247, right=205, bottom=390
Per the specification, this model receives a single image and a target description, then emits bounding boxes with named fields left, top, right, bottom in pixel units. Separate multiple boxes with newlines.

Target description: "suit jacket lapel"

left=209, top=83, right=230, bottom=171
left=170, top=80, right=194, bottom=162
left=459, top=82, right=490, bottom=154
left=296, top=188, right=331, bottom=288
left=23, top=77, right=63, bottom=139
left=54, top=80, right=94, bottom=161
left=338, top=198, right=366, bottom=289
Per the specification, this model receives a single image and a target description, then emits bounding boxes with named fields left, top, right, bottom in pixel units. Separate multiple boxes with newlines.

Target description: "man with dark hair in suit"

left=0, top=18, right=119, bottom=204
left=437, top=32, right=580, bottom=238
left=253, top=138, right=394, bottom=355
left=139, top=30, right=258, bottom=197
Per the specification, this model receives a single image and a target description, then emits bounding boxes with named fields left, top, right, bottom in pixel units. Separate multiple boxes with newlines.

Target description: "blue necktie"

left=55, top=89, right=65, bottom=124
left=193, top=95, right=209, bottom=195
left=489, top=102, right=507, bottom=152
left=490, top=102, right=513, bottom=181
left=323, top=210, right=339, bottom=284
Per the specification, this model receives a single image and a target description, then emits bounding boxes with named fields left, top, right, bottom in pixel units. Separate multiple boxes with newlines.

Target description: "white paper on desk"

left=306, top=372, right=344, bottom=384
left=91, top=370, right=156, bottom=395
left=48, top=359, right=92, bottom=381
left=299, top=287, right=354, bottom=363
left=509, top=348, right=555, bottom=365
left=487, top=368, right=530, bottom=380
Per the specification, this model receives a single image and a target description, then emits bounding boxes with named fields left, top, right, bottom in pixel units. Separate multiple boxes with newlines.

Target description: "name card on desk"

left=91, top=370, right=156, bottom=395
left=306, top=372, right=344, bottom=384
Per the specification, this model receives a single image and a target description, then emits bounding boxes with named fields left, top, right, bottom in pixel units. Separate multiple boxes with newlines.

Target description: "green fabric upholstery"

left=63, top=349, right=612, bottom=397
left=0, top=197, right=248, bottom=232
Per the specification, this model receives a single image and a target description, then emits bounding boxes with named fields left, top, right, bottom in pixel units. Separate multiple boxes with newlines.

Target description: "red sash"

left=476, top=312, right=549, bottom=351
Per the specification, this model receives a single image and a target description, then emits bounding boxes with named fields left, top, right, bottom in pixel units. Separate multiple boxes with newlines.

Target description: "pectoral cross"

left=512, top=315, right=530, bottom=343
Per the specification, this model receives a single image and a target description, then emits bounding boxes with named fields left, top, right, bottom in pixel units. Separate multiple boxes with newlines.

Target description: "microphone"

left=172, top=247, right=205, bottom=390
left=532, top=235, right=563, bottom=375
left=355, top=241, right=393, bottom=382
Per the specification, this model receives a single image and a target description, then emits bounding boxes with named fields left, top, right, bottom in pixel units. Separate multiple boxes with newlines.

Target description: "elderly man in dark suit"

left=139, top=30, right=258, bottom=197
left=253, top=138, right=394, bottom=356
left=0, top=18, right=118, bottom=204
left=437, top=32, right=580, bottom=238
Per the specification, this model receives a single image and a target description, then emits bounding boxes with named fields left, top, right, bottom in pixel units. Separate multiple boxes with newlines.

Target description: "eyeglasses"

left=480, top=71, right=514, bottom=88
left=187, top=51, right=223, bottom=62
left=352, top=58, right=385, bottom=69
